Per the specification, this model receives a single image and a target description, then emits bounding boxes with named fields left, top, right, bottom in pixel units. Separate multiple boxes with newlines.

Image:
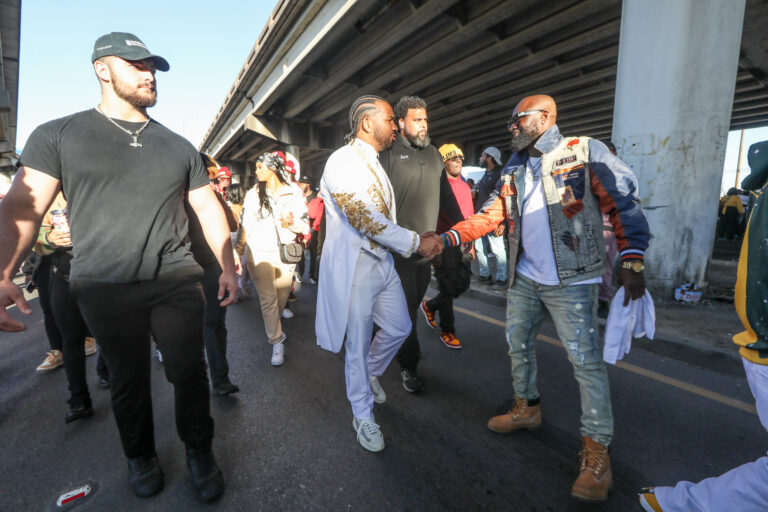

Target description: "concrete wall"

left=612, top=0, right=746, bottom=296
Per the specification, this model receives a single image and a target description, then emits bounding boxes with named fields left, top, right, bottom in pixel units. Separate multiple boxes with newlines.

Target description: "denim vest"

left=502, top=136, right=606, bottom=286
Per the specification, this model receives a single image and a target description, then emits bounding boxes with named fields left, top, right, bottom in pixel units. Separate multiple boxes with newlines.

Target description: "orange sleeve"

left=442, top=196, right=506, bottom=246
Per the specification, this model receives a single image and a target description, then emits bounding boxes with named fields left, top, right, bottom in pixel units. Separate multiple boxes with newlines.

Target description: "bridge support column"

left=612, top=0, right=746, bottom=296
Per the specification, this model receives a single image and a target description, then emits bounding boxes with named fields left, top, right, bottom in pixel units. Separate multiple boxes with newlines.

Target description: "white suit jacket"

left=315, top=139, right=419, bottom=353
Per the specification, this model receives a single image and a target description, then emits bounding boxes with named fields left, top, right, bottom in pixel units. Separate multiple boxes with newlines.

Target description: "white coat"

left=315, top=139, right=419, bottom=353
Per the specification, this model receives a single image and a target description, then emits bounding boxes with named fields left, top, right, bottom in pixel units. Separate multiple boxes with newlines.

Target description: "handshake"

left=417, top=231, right=443, bottom=259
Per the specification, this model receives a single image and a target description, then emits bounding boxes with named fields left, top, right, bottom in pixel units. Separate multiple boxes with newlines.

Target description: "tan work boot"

left=487, top=396, right=542, bottom=433
left=571, top=436, right=613, bottom=502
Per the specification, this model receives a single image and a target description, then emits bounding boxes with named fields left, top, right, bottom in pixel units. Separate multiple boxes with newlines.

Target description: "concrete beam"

left=244, top=114, right=344, bottom=151
left=428, top=54, right=618, bottom=121
left=392, top=0, right=618, bottom=100
left=282, top=0, right=461, bottom=118
left=420, top=20, right=620, bottom=106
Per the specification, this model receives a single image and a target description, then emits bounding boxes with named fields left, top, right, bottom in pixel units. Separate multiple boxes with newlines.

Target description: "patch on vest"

left=562, top=199, right=584, bottom=219
left=553, top=164, right=586, bottom=205
left=567, top=139, right=580, bottom=147
left=561, top=232, right=580, bottom=251
left=555, top=155, right=577, bottom=166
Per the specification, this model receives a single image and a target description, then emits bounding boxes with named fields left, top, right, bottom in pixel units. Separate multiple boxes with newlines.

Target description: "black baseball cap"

left=91, top=32, right=169, bottom=71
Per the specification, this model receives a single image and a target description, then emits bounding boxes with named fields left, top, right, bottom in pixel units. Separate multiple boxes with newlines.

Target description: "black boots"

left=186, top=446, right=225, bottom=503
left=127, top=454, right=164, bottom=498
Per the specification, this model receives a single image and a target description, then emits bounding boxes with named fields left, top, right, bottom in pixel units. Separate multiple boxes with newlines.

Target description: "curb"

left=434, top=278, right=743, bottom=377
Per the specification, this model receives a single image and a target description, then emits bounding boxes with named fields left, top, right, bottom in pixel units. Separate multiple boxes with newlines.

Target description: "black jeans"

left=201, top=261, right=231, bottom=387
left=308, top=230, right=319, bottom=281
left=71, top=266, right=213, bottom=459
left=425, top=248, right=473, bottom=334
left=37, top=256, right=63, bottom=352
left=50, top=268, right=90, bottom=407
left=393, top=255, right=432, bottom=371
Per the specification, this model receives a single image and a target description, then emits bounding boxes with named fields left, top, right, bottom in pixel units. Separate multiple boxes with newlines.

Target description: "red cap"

left=217, top=167, right=232, bottom=179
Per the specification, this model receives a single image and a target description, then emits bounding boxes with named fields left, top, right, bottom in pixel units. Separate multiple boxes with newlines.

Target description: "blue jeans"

left=505, top=272, right=613, bottom=445
left=475, top=234, right=507, bottom=281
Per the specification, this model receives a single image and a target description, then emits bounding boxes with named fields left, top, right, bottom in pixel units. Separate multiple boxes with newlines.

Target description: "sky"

left=14, top=1, right=768, bottom=194
left=16, top=1, right=274, bottom=150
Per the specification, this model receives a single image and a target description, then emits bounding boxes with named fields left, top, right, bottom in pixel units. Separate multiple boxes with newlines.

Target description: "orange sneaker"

left=420, top=301, right=437, bottom=329
left=439, top=332, right=462, bottom=349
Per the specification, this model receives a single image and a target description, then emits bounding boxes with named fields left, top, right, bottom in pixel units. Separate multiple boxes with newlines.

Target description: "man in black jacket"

left=420, top=144, right=474, bottom=349
left=379, top=96, right=443, bottom=393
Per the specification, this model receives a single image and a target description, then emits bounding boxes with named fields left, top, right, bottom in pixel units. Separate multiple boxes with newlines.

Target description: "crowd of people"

left=0, top=31, right=766, bottom=512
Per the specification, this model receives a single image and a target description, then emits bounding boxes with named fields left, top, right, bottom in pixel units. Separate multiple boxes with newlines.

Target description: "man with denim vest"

left=440, top=95, right=650, bottom=502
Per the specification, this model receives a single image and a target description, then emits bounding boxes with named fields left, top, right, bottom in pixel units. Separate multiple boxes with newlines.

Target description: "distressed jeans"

left=505, top=272, right=613, bottom=446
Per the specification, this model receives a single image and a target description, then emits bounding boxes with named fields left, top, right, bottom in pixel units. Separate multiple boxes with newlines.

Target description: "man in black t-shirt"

left=0, top=33, right=237, bottom=503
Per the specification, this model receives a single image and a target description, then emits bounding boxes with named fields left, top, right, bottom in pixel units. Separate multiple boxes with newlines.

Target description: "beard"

left=112, top=73, right=157, bottom=109
left=403, top=129, right=429, bottom=148
left=375, top=124, right=395, bottom=150
left=509, top=125, right=538, bottom=153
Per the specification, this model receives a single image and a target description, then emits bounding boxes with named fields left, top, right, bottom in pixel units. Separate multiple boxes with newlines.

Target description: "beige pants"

left=246, top=252, right=295, bottom=344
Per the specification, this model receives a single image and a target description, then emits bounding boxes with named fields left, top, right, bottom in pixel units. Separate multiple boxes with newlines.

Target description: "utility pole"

left=735, top=128, right=745, bottom=188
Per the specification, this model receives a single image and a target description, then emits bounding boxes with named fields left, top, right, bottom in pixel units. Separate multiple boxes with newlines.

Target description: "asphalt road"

left=0, top=278, right=763, bottom=511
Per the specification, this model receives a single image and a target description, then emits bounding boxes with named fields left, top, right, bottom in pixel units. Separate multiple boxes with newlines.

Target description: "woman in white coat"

left=236, top=152, right=309, bottom=366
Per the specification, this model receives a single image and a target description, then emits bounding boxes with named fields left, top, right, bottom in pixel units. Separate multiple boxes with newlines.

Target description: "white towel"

left=603, top=288, right=655, bottom=364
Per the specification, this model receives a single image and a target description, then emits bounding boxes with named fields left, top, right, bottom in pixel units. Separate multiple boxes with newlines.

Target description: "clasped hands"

left=418, top=231, right=443, bottom=259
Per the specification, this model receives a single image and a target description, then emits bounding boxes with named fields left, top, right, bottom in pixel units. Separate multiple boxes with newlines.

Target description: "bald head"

left=508, top=94, right=557, bottom=153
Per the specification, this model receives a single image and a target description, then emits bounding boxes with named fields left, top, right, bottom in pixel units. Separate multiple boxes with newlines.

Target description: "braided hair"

left=344, top=94, right=384, bottom=144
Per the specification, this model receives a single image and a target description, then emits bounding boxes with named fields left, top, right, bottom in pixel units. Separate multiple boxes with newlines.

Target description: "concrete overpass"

left=200, top=0, right=768, bottom=294
left=0, top=0, right=20, bottom=174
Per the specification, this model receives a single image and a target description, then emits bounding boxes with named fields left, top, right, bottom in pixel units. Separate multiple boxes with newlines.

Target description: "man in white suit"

left=316, top=95, right=442, bottom=452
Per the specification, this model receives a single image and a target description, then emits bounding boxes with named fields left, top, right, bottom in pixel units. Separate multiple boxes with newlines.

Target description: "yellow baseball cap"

left=439, top=143, right=464, bottom=162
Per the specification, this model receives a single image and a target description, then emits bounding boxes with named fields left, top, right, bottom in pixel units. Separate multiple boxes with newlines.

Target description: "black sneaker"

left=186, top=447, right=225, bottom=503
left=65, top=402, right=93, bottom=423
left=128, top=454, right=164, bottom=498
left=212, top=380, right=240, bottom=396
left=401, top=369, right=424, bottom=393
left=492, top=280, right=507, bottom=290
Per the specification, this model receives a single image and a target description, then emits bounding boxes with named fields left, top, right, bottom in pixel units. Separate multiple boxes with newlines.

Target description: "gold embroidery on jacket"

left=332, top=192, right=387, bottom=237
left=368, top=184, right=390, bottom=218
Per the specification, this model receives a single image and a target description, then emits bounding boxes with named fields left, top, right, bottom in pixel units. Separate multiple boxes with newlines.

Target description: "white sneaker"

left=84, top=337, right=98, bottom=356
left=353, top=417, right=385, bottom=452
left=281, top=308, right=294, bottom=319
left=369, top=375, right=386, bottom=404
left=271, top=342, right=285, bottom=366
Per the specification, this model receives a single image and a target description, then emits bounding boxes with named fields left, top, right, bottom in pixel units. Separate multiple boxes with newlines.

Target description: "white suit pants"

left=344, top=251, right=411, bottom=420
left=655, top=357, right=768, bottom=511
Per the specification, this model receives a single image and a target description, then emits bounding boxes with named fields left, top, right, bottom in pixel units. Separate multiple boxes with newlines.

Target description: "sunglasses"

left=507, top=110, right=546, bottom=130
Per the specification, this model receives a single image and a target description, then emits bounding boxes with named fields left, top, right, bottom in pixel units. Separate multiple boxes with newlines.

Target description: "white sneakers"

left=369, top=375, right=386, bottom=404
left=271, top=340, right=285, bottom=366
left=353, top=417, right=385, bottom=452
left=281, top=308, right=294, bottom=319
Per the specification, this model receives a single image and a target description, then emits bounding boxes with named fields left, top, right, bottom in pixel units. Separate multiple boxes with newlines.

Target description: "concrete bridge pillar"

left=612, top=0, right=746, bottom=296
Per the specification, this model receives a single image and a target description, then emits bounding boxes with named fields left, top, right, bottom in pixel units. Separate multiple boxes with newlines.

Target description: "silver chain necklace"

left=95, top=106, right=151, bottom=148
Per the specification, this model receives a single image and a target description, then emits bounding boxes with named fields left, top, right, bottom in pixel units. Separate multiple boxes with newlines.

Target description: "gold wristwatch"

left=621, top=260, right=645, bottom=273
